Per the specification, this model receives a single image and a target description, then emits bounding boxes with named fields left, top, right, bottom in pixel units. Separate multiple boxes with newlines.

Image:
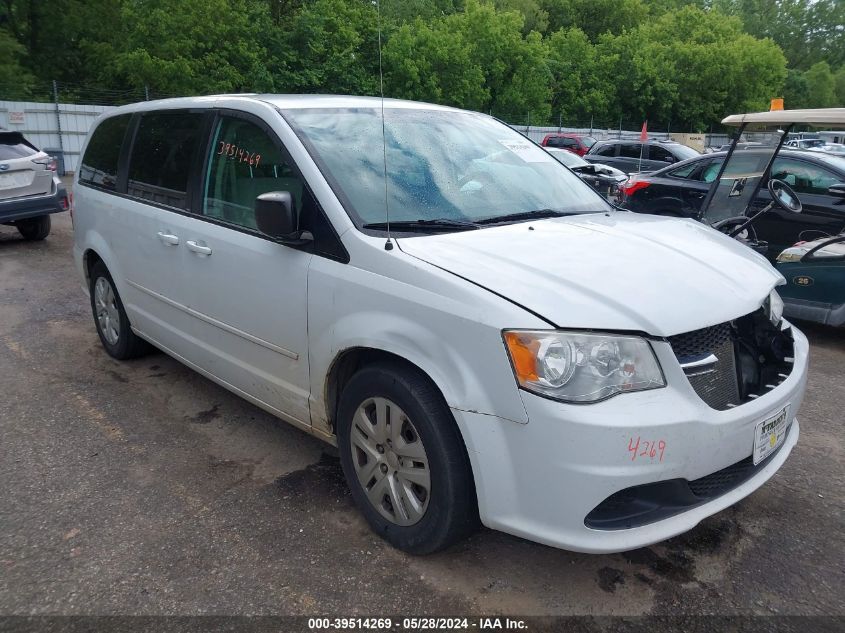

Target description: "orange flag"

left=640, top=121, right=648, bottom=142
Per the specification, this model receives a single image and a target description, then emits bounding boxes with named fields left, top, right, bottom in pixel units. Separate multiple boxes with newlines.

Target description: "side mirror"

left=828, top=183, right=845, bottom=198
left=663, top=156, right=675, bottom=163
left=255, top=191, right=312, bottom=245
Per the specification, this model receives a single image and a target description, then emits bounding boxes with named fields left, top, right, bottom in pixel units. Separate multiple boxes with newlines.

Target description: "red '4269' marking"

left=628, top=436, right=666, bottom=462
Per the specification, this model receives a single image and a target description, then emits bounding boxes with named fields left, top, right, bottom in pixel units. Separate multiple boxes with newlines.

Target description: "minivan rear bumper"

left=453, top=324, right=809, bottom=553
left=0, top=184, right=68, bottom=223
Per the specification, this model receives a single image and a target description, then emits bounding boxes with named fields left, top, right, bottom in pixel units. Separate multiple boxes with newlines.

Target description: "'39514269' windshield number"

left=217, top=141, right=261, bottom=167
left=628, top=436, right=666, bottom=462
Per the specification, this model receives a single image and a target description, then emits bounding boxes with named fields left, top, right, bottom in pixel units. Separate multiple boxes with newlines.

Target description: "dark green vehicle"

left=775, top=235, right=845, bottom=327
left=701, top=108, right=845, bottom=328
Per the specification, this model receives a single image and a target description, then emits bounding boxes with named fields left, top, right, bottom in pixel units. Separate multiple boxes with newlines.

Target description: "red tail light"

left=621, top=178, right=651, bottom=197
left=48, top=158, right=57, bottom=171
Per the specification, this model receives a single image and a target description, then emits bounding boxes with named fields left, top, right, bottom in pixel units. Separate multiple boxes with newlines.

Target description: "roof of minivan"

left=722, top=108, right=845, bottom=128
left=100, top=94, right=464, bottom=116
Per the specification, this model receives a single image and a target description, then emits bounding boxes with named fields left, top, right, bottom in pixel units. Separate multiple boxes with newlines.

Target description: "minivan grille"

left=668, top=322, right=740, bottom=410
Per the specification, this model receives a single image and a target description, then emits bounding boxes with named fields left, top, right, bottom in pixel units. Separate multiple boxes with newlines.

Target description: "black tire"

left=17, top=215, right=51, bottom=241
left=337, top=362, right=478, bottom=554
left=89, top=261, right=150, bottom=360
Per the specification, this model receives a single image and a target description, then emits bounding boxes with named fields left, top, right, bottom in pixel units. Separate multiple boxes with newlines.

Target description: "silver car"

left=0, top=131, right=68, bottom=240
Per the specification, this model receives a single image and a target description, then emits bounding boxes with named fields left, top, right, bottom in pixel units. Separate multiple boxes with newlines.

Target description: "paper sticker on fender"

left=753, top=407, right=788, bottom=465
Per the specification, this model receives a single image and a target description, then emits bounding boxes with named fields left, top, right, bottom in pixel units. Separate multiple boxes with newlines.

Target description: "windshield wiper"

left=475, top=208, right=569, bottom=225
left=362, top=218, right=480, bottom=231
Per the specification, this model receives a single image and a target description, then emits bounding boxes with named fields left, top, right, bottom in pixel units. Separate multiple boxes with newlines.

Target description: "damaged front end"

left=668, top=309, right=795, bottom=411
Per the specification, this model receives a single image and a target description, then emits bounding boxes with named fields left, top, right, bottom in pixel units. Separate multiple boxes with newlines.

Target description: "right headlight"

left=503, top=330, right=665, bottom=403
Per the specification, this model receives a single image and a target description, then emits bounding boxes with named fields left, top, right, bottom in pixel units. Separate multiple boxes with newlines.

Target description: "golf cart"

left=700, top=108, right=845, bottom=327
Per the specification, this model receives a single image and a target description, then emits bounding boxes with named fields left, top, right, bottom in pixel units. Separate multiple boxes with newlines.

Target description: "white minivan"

left=73, top=95, right=808, bottom=554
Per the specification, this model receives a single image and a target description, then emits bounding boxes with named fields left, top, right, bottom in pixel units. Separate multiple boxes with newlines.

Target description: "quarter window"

left=668, top=163, right=698, bottom=179
left=771, top=158, right=841, bottom=195
left=203, top=116, right=304, bottom=231
left=79, top=115, right=131, bottom=191
left=127, top=111, right=205, bottom=210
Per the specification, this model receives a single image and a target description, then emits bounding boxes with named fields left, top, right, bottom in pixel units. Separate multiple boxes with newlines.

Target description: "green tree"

left=275, top=0, right=381, bottom=95
left=0, top=28, right=34, bottom=98
left=383, top=20, right=488, bottom=109
left=599, top=6, right=786, bottom=130
left=103, top=0, right=276, bottom=95
left=546, top=27, right=610, bottom=122
left=802, top=61, right=837, bottom=108
left=713, top=0, right=844, bottom=70
left=783, top=68, right=809, bottom=109
left=540, top=0, right=648, bottom=41
left=495, top=0, right=549, bottom=35
left=835, top=67, right=845, bottom=106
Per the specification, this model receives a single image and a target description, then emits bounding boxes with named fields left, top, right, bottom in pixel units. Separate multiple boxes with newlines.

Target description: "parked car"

left=716, top=142, right=769, bottom=151
left=809, top=142, right=845, bottom=156
left=540, top=133, right=596, bottom=156
left=74, top=95, right=807, bottom=555
left=785, top=138, right=825, bottom=150
left=545, top=147, right=627, bottom=198
left=620, top=149, right=845, bottom=260
left=776, top=234, right=845, bottom=327
left=584, top=139, right=699, bottom=174
left=0, top=131, right=68, bottom=240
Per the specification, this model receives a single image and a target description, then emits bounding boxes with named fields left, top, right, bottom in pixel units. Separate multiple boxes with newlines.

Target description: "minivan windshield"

left=284, top=107, right=610, bottom=230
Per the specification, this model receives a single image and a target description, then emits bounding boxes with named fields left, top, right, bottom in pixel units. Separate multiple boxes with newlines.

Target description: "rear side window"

left=648, top=145, right=674, bottom=162
left=0, top=133, right=38, bottom=160
left=79, top=115, right=131, bottom=191
left=127, top=111, right=205, bottom=209
left=594, top=144, right=615, bottom=157
left=771, top=158, right=841, bottom=195
left=619, top=144, right=642, bottom=158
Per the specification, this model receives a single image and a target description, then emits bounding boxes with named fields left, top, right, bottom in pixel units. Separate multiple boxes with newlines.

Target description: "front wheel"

left=17, top=215, right=51, bottom=241
left=337, top=363, right=478, bottom=554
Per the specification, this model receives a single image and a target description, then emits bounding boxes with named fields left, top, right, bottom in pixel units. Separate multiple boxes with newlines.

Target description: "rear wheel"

left=89, top=261, right=150, bottom=360
left=337, top=362, right=478, bottom=554
left=17, top=215, right=51, bottom=241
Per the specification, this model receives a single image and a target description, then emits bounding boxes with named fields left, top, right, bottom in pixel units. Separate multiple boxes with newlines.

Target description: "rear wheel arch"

left=83, top=248, right=105, bottom=285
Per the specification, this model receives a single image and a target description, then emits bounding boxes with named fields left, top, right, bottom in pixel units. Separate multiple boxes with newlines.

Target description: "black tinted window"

left=127, top=111, right=204, bottom=209
left=0, top=132, right=38, bottom=160
left=79, top=115, right=131, bottom=191
left=595, top=144, right=615, bottom=157
left=649, top=145, right=674, bottom=162
left=620, top=143, right=642, bottom=158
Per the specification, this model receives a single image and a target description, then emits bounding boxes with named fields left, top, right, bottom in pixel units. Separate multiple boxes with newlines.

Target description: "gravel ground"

left=0, top=202, right=843, bottom=622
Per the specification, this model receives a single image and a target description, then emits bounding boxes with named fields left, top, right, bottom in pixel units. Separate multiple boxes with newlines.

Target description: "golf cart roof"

left=722, top=108, right=845, bottom=129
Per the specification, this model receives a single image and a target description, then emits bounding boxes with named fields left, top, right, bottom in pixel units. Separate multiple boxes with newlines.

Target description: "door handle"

left=186, top=240, right=212, bottom=256
left=157, top=231, right=179, bottom=246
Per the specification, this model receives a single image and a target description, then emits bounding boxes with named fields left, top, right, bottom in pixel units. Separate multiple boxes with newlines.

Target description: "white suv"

left=73, top=95, right=808, bottom=554
left=0, top=131, right=68, bottom=240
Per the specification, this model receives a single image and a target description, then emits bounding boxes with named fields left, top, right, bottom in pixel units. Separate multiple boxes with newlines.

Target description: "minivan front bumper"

left=453, top=324, right=808, bottom=553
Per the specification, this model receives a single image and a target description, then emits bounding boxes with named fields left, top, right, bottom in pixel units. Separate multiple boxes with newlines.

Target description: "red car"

left=540, top=133, right=597, bottom=156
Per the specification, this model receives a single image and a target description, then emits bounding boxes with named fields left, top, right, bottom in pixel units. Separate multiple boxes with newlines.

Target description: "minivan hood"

left=398, top=212, right=782, bottom=337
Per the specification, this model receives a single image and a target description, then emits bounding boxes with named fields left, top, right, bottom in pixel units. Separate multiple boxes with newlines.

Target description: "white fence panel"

left=0, top=100, right=114, bottom=172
